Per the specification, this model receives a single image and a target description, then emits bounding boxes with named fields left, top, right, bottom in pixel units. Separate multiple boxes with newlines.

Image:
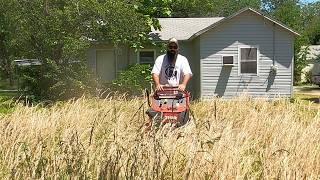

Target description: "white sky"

left=301, top=0, right=319, bottom=3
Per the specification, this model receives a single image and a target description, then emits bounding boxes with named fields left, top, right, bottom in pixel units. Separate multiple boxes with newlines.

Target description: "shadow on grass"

left=301, top=97, right=320, bottom=104
left=295, top=86, right=320, bottom=92
left=293, top=93, right=320, bottom=108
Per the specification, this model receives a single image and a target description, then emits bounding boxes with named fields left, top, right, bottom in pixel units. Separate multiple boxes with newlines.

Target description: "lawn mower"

left=145, top=86, right=191, bottom=130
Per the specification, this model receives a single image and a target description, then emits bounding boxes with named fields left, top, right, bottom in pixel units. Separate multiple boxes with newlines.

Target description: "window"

left=239, top=46, right=258, bottom=74
left=138, top=50, right=155, bottom=65
left=222, top=56, right=234, bottom=66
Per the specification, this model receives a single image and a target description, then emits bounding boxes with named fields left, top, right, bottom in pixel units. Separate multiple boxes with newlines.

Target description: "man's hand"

left=178, top=84, right=186, bottom=91
left=156, top=84, right=165, bottom=91
left=179, top=74, right=191, bottom=91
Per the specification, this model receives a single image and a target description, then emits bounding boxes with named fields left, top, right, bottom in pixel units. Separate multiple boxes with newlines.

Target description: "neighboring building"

left=301, top=45, right=320, bottom=82
left=87, top=8, right=299, bottom=99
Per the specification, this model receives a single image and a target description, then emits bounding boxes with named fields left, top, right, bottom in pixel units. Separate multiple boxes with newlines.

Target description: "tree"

left=4, top=0, right=154, bottom=100
left=302, top=1, right=320, bottom=44
left=0, top=0, right=21, bottom=85
left=170, top=0, right=261, bottom=17
left=262, top=0, right=302, bottom=30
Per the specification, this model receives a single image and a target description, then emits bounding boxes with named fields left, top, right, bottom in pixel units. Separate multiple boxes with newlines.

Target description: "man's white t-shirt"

left=151, top=54, right=192, bottom=86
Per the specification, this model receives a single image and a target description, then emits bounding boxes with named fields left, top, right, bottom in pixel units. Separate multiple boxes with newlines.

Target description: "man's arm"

left=178, top=74, right=192, bottom=91
left=151, top=55, right=165, bottom=91
left=152, top=73, right=164, bottom=91
left=179, top=57, right=193, bottom=91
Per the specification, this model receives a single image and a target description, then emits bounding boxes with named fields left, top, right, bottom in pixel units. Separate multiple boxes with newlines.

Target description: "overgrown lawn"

left=0, top=96, right=319, bottom=179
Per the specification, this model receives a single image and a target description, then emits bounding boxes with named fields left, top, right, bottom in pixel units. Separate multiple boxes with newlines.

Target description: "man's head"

left=167, top=37, right=179, bottom=61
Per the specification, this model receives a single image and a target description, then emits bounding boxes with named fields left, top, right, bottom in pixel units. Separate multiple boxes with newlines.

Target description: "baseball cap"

left=168, top=37, right=179, bottom=47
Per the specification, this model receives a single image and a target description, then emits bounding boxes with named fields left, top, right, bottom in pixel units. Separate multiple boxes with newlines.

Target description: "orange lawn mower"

left=145, top=86, right=191, bottom=130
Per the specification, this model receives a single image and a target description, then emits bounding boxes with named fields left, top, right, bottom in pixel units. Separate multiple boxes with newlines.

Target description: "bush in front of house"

left=110, top=64, right=152, bottom=96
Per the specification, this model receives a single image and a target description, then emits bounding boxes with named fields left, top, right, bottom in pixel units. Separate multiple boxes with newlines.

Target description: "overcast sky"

left=301, top=0, right=319, bottom=3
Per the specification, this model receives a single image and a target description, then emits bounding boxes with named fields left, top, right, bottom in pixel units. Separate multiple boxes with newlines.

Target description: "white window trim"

left=238, top=45, right=260, bottom=76
left=221, top=55, right=235, bottom=66
left=137, top=49, right=156, bottom=64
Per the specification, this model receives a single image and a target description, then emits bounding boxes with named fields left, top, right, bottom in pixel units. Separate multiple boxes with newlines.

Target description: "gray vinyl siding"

left=87, top=43, right=166, bottom=82
left=189, top=38, right=201, bottom=98
left=87, top=44, right=130, bottom=79
left=87, top=47, right=96, bottom=74
left=200, top=11, right=294, bottom=99
left=86, top=44, right=116, bottom=76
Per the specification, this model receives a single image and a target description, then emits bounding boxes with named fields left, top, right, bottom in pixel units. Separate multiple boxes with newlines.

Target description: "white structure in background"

left=301, top=45, right=320, bottom=83
left=13, top=59, right=42, bottom=66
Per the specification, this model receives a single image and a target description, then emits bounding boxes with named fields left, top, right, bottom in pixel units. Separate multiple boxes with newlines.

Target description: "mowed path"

left=294, top=86, right=320, bottom=96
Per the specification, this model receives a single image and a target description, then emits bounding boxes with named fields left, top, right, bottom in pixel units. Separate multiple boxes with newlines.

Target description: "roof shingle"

left=150, top=17, right=224, bottom=41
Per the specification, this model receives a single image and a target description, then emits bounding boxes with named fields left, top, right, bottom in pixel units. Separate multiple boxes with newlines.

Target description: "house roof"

left=150, top=17, right=223, bottom=41
left=150, top=8, right=300, bottom=41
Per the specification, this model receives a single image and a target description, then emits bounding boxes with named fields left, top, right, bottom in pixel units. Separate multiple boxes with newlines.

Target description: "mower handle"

left=162, top=85, right=178, bottom=90
left=154, top=86, right=189, bottom=99
left=156, top=86, right=185, bottom=93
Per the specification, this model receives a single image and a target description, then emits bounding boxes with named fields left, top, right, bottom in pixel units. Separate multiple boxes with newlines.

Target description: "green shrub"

left=294, top=45, right=309, bottom=84
left=304, top=70, right=313, bottom=84
left=0, top=96, right=15, bottom=114
left=111, top=64, right=152, bottom=96
left=15, top=60, right=98, bottom=102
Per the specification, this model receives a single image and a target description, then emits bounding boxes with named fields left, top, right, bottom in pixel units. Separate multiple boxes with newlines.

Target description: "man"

left=151, top=37, right=192, bottom=91
left=144, top=38, right=192, bottom=130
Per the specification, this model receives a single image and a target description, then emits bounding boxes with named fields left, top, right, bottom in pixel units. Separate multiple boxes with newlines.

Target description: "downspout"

left=271, top=22, right=279, bottom=96
left=271, top=22, right=278, bottom=73
left=272, top=22, right=275, bottom=66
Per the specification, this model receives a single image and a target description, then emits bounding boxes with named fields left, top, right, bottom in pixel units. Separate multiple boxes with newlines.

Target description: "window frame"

left=221, top=55, right=235, bottom=66
left=238, top=45, right=259, bottom=76
left=137, top=49, right=156, bottom=65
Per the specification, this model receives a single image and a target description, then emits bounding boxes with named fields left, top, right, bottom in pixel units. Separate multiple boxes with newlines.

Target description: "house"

left=301, top=45, right=320, bottom=82
left=87, top=8, right=299, bottom=99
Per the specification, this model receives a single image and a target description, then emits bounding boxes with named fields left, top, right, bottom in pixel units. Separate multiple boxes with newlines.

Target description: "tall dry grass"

left=0, top=96, right=319, bottom=179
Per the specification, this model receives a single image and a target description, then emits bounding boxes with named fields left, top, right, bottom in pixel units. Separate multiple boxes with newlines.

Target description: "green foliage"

left=170, top=0, right=261, bottom=17
left=315, top=54, right=320, bottom=64
left=271, top=1, right=303, bottom=31
left=133, top=0, right=172, bottom=27
left=0, top=79, right=17, bottom=90
left=294, top=44, right=309, bottom=84
left=262, top=0, right=300, bottom=13
left=111, top=64, right=152, bottom=96
left=47, top=62, right=98, bottom=100
left=302, top=2, right=320, bottom=45
left=86, top=0, right=151, bottom=48
left=0, top=94, right=15, bottom=114
left=0, top=0, right=21, bottom=84
left=0, top=0, right=157, bottom=101
left=304, top=70, right=313, bottom=84
left=305, top=18, right=320, bottom=45
left=170, top=0, right=214, bottom=17
left=16, top=61, right=98, bottom=101
left=211, top=0, right=261, bottom=17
